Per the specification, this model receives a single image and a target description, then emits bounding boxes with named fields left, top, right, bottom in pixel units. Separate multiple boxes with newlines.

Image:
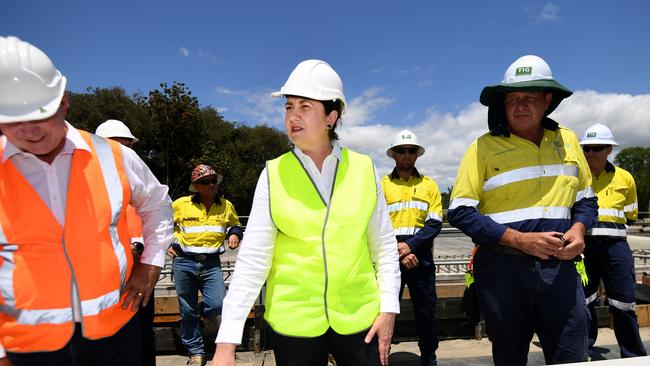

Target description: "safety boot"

left=187, top=354, right=206, bottom=366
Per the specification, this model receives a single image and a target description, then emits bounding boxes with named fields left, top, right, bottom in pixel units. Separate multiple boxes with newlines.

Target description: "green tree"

left=614, top=147, right=650, bottom=214
left=142, top=82, right=205, bottom=198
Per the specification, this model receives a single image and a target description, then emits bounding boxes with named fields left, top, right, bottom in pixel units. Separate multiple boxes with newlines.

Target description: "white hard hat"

left=480, top=55, right=572, bottom=115
left=0, top=36, right=67, bottom=124
left=95, top=119, right=139, bottom=143
left=580, top=123, right=618, bottom=146
left=272, top=59, right=346, bottom=115
left=386, top=129, right=425, bottom=158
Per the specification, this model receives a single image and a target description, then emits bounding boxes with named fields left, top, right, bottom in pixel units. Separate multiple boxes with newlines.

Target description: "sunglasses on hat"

left=195, top=178, right=219, bottom=185
left=393, top=147, right=419, bottom=155
left=582, top=146, right=608, bottom=153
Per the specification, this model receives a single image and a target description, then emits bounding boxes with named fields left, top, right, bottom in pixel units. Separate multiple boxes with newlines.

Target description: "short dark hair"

left=321, top=99, right=343, bottom=141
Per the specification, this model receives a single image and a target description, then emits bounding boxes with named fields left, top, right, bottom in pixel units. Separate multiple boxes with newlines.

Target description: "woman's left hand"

left=365, top=312, right=396, bottom=366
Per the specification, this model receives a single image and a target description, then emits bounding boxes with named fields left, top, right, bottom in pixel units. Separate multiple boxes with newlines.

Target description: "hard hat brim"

left=480, top=79, right=572, bottom=116
left=386, top=145, right=425, bottom=158
left=0, top=76, right=67, bottom=124
left=579, top=139, right=618, bottom=146
left=271, top=89, right=346, bottom=115
left=188, top=173, right=223, bottom=193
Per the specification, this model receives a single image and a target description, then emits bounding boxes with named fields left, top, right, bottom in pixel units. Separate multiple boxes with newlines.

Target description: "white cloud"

left=537, top=3, right=561, bottom=22
left=369, top=66, right=384, bottom=74
left=339, top=91, right=650, bottom=191
left=178, top=47, right=190, bottom=58
left=418, top=79, right=433, bottom=88
left=344, top=87, right=394, bottom=127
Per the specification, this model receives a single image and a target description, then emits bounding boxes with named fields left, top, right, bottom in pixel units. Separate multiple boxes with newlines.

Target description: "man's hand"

left=211, top=343, right=236, bottom=366
left=0, top=357, right=12, bottom=366
left=397, top=242, right=411, bottom=258
left=400, top=253, right=418, bottom=269
left=501, top=228, right=565, bottom=260
left=556, top=223, right=586, bottom=260
left=365, top=312, right=395, bottom=366
left=227, top=234, right=240, bottom=250
left=167, top=246, right=179, bottom=258
left=121, top=263, right=161, bottom=312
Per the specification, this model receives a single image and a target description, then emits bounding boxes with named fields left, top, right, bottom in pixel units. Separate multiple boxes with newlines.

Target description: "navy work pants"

left=583, top=237, right=647, bottom=358
left=399, top=265, right=438, bottom=366
left=474, top=247, right=589, bottom=365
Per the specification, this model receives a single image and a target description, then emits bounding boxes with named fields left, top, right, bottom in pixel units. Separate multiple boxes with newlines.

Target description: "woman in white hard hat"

left=211, top=60, right=400, bottom=366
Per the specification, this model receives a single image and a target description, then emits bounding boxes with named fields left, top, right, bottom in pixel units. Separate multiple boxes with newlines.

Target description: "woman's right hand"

left=211, top=343, right=236, bottom=366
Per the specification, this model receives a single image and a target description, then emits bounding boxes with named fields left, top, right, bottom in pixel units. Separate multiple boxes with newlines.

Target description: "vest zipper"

left=321, top=159, right=340, bottom=323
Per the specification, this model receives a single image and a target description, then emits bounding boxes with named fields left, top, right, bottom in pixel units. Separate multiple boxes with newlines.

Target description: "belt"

left=482, top=244, right=529, bottom=257
left=173, top=244, right=221, bottom=261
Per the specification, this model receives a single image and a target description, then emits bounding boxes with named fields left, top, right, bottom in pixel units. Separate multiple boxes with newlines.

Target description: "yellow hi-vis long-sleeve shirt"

left=448, top=125, right=597, bottom=246
left=588, top=161, right=638, bottom=237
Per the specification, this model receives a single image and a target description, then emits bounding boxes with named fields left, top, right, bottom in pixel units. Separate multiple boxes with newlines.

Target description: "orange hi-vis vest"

left=0, top=131, right=135, bottom=353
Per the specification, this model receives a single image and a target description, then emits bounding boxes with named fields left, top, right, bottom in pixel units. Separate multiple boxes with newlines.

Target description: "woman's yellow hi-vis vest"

left=266, top=148, right=379, bottom=337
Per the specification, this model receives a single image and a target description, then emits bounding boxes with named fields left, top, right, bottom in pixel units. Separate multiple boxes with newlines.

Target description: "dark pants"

left=139, top=289, right=156, bottom=366
left=271, top=327, right=380, bottom=366
left=474, top=247, right=589, bottom=366
left=399, top=265, right=438, bottom=366
left=8, top=313, right=142, bottom=366
left=583, top=237, right=647, bottom=358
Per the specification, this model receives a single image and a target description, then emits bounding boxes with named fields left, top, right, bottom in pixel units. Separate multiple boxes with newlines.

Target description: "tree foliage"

left=614, top=147, right=650, bottom=213
left=66, top=83, right=290, bottom=215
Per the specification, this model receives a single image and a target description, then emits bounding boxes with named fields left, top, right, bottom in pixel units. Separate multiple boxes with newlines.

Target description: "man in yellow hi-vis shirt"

left=169, top=164, right=242, bottom=366
left=382, top=130, right=442, bottom=366
left=579, top=123, right=647, bottom=359
left=448, top=55, right=598, bottom=365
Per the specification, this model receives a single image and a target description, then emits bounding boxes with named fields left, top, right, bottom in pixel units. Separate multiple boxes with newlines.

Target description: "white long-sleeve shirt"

left=216, top=141, right=401, bottom=344
left=0, top=122, right=173, bottom=357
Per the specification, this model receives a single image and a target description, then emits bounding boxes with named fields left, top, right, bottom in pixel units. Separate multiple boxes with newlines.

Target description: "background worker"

left=579, top=123, right=647, bottom=359
left=212, top=59, right=400, bottom=366
left=448, top=55, right=598, bottom=365
left=169, top=164, right=242, bottom=366
left=382, top=130, right=442, bottom=366
left=95, top=119, right=156, bottom=366
left=0, top=36, right=173, bottom=366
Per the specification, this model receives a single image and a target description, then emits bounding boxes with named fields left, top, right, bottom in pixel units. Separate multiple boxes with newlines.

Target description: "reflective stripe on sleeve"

left=486, top=206, right=571, bottom=224
left=426, top=212, right=443, bottom=222
left=394, top=227, right=421, bottom=236
left=624, top=202, right=638, bottom=213
left=449, top=198, right=479, bottom=210
left=483, top=164, right=578, bottom=192
left=575, top=186, right=595, bottom=202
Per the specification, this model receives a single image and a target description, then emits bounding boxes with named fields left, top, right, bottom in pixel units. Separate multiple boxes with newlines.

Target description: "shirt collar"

left=2, top=121, right=90, bottom=163
left=605, top=161, right=615, bottom=173
left=292, top=140, right=342, bottom=163
left=390, top=167, right=421, bottom=180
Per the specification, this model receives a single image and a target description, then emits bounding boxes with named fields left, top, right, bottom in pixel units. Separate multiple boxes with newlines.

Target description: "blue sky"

left=3, top=0, right=649, bottom=189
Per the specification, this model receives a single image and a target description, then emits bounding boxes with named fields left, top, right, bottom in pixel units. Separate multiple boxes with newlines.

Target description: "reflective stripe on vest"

left=266, top=149, right=378, bottom=337
left=0, top=131, right=134, bottom=352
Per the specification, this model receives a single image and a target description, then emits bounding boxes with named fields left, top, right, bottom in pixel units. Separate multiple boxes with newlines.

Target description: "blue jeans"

left=172, top=255, right=226, bottom=356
